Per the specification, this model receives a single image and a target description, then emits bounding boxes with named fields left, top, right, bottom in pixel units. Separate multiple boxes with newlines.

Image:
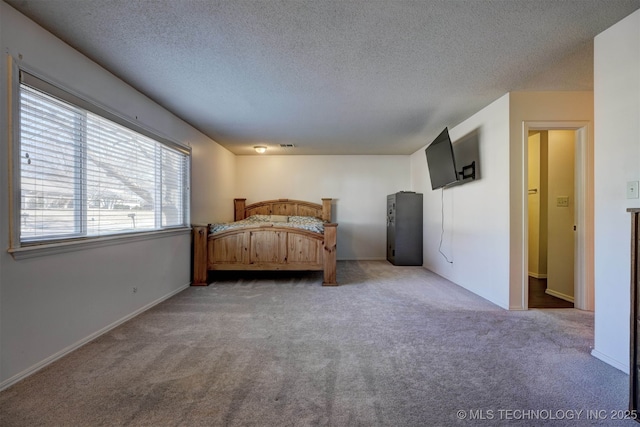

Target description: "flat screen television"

left=425, top=128, right=458, bottom=190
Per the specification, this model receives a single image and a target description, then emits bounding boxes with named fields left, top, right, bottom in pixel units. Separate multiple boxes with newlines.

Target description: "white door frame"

left=522, top=121, right=594, bottom=311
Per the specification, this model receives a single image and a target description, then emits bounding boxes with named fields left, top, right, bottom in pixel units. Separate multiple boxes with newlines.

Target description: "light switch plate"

left=556, top=196, right=569, bottom=207
left=628, top=181, right=639, bottom=199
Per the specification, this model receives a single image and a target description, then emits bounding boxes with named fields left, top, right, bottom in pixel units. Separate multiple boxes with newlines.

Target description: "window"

left=16, top=71, right=190, bottom=245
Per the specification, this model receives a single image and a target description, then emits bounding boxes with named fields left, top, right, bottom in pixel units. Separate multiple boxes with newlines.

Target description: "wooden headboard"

left=234, top=198, right=332, bottom=222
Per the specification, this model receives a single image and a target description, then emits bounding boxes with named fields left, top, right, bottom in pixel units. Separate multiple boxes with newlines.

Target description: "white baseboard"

left=528, top=272, right=547, bottom=279
left=591, top=349, right=629, bottom=374
left=0, top=283, right=190, bottom=392
left=545, top=288, right=574, bottom=303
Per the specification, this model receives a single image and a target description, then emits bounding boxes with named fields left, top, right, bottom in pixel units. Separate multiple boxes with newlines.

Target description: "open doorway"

left=527, top=130, right=575, bottom=308
left=523, top=122, right=593, bottom=311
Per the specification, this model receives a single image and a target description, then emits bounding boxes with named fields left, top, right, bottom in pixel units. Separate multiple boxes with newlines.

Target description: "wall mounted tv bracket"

left=458, top=161, right=476, bottom=181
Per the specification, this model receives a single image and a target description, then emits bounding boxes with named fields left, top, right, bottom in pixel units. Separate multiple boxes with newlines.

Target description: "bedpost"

left=321, top=198, right=332, bottom=222
left=192, top=225, right=208, bottom=285
left=234, top=198, right=246, bottom=221
left=322, top=223, right=338, bottom=286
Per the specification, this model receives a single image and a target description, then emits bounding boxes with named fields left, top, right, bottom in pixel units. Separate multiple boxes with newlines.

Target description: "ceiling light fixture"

left=254, top=145, right=267, bottom=154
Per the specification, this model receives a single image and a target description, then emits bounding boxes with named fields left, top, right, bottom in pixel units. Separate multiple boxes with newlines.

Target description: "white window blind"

left=18, top=72, right=190, bottom=244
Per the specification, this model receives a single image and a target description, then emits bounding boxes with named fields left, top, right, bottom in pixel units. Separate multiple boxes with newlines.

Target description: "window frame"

left=8, top=60, right=192, bottom=259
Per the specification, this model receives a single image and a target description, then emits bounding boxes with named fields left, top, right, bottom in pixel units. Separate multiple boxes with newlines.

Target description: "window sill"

left=8, top=227, right=192, bottom=260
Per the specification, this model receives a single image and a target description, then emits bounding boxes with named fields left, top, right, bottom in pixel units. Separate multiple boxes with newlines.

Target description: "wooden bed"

left=192, top=198, right=338, bottom=286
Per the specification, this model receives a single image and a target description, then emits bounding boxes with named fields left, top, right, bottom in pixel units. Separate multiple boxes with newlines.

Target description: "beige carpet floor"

left=0, top=261, right=632, bottom=426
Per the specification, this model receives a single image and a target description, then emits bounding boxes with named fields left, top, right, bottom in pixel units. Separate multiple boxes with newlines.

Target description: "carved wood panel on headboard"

left=234, top=198, right=332, bottom=222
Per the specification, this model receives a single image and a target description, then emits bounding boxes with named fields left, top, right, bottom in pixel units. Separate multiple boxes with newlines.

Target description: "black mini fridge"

left=387, top=192, right=423, bottom=266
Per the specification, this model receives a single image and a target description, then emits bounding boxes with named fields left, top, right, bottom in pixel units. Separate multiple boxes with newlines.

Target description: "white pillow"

left=269, top=215, right=289, bottom=223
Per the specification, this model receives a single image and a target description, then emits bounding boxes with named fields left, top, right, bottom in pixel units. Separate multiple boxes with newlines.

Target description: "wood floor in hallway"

left=528, top=276, right=574, bottom=308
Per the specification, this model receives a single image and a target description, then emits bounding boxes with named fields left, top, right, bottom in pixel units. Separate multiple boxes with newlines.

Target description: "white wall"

left=411, top=92, right=593, bottom=311
left=0, top=3, right=235, bottom=387
left=191, top=138, right=237, bottom=224
left=508, top=91, right=594, bottom=310
left=410, top=95, right=512, bottom=309
left=593, top=9, right=640, bottom=373
left=235, top=155, right=410, bottom=260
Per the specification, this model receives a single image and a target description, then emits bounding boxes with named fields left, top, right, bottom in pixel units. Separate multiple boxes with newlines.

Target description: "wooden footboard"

left=192, top=223, right=337, bottom=285
left=193, top=197, right=337, bottom=286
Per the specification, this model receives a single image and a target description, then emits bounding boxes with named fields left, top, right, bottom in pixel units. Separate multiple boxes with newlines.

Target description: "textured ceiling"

left=5, top=0, right=640, bottom=155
